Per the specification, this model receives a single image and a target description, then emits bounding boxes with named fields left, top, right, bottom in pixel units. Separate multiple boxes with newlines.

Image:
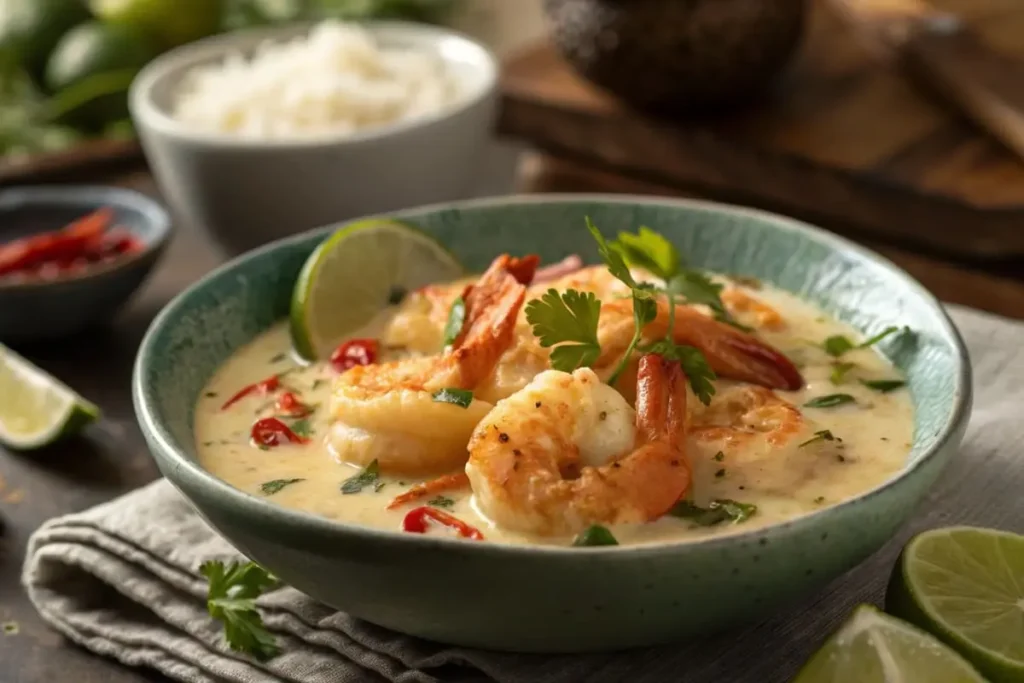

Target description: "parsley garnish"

left=830, top=362, right=856, bottom=385
left=431, top=387, right=473, bottom=408
left=259, top=478, right=304, bottom=495
left=268, top=352, right=287, bottom=363
left=572, top=524, right=619, bottom=547
left=670, top=499, right=757, bottom=526
left=525, top=288, right=602, bottom=372
left=442, top=296, right=466, bottom=347
left=340, top=459, right=380, bottom=494
left=428, top=495, right=455, bottom=509
left=860, top=379, right=906, bottom=393
left=288, top=418, right=313, bottom=438
left=586, top=218, right=717, bottom=403
left=804, top=394, right=856, bottom=409
left=799, top=430, right=836, bottom=448
left=824, top=326, right=910, bottom=357
left=199, top=560, right=279, bottom=660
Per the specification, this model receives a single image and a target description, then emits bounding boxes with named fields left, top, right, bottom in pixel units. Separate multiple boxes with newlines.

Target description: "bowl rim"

left=133, top=193, right=973, bottom=557
left=0, top=184, right=172, bottom=292
left=128, top=19, right=500, bottom=150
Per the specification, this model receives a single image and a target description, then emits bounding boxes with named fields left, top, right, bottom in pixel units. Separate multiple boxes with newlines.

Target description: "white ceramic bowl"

left=129, top=21, right=498, bottom=255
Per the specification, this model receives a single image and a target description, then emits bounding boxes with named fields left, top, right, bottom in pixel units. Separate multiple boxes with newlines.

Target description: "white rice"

left=171, top=21, right=462, bottom=140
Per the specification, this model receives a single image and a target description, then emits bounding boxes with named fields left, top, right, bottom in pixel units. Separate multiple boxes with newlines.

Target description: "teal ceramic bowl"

left=133, top=196, right=971, bottom=653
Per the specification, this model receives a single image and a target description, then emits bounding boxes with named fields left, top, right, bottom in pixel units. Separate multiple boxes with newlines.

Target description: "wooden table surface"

left=2, top=156, right=1024, bottom=682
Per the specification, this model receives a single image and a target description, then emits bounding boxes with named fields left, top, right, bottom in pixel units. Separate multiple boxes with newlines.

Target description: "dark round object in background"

left=544, top=0, right=807, bottom=114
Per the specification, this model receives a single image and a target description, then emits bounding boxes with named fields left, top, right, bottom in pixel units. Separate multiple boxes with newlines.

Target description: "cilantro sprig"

left=199, top=560, right=279, bottom=660
left=525, top=288, right=602, bottom=372
left=586, top=218, right=718, bottom=404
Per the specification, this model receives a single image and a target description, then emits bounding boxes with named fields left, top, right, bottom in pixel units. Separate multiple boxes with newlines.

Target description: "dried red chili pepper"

left=401, top=506, right=484, bottom=541
left=275, top=391, right=312, bottom=417
left=221, top=375, right=280, bottom=410
left=330, top=339, right=379, bottom=373
left=250, top=417, right=309, bottom=448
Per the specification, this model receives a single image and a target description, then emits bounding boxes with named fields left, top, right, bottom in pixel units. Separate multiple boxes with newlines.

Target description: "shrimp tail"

left=387, top=471, right=470, bottom=510
left=451, top=254, right=538, bottom=387
left=636, top=354, right=688, bottom=451
left=665, top=307, right=803, bottom=391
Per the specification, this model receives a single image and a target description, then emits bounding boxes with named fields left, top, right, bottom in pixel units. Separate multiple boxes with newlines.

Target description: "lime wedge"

left=0, top=345, right=101, bottom=450
left=290, top=218, right=462, bottom=360
left=793, top=605, right=985, bottom=683
left=887, top=526, right=1024, bottom=683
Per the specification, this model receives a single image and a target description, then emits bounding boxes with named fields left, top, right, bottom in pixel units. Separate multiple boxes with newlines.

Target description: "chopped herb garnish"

left=431, top=387, right=474, bottom=408
left=442, top=295, right=466, bottom=347
left=830, top=362, right=856, bottom=385
left=525, top=288, right=602, bottom=372
left=860, top=379, right=906, bottom=393
left=860, top=326, right=907, bottom=349
left=670, top=499, right=757, bottom=526
left=613, top=226, right=680, bottom=281
left=824, top=326, right=910, bottom=357
left=572, top=524, right=619, bottom=547
left=813, top=496, right=826, bottom=504
left=714, top=468, right=726, bottom=478
left=2, top=621, right=19, bottom=635
left=260, top=478, right=304, bottom=495
left=373, top=481, right=386, bottom=492
left=203, top=441, right=214, bottom=447
left=428, top=495, right=455, bottom=509
left=713, top=451, right=725, bottom=462
left=804, top=394, right=856, bottom=409
left=199, top=560, right=279, bottom=660
left=269, top=352, right=287, bottom=363
left=799, top=430, right=836, bottom=448
left=205, top=391, right=218, bottom=398
left=340, top=459, right=380, bottom=494
left=287, top=419, right=313, bottom=438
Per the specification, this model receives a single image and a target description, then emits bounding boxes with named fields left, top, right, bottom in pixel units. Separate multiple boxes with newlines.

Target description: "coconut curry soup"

left=196, top=224, right=914, bottom=547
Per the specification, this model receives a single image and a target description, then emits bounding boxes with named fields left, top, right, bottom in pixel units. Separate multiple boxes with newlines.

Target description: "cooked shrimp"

left=466, top=355, right=691, bottom=536
left=722, top=288, right=785, bottom=331
left=690, top=385, right=805, bottom=449
left=329, top=254, right=538, bottom=476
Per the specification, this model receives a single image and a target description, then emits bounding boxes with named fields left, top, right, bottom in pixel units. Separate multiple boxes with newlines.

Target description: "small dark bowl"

left=544, top=0, right=807, bottom=114
left=0, top=186, right=172, bottom=344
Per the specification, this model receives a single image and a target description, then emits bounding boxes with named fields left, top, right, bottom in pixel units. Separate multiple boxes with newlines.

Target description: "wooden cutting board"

left=497, top=0, right=1024, bottom=263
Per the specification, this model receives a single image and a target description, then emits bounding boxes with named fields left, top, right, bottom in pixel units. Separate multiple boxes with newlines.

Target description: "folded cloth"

left=23, top=305, right=1024, bottom=683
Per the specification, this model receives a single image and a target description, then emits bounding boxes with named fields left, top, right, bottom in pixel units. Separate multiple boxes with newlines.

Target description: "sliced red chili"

left=275, top=391, right=312, bottom=417
left=402, top=506, right=484, bottom=541
left=250, top=417, right=308, bottom=448
left=331, top=339, right=379, bottom=373
left=221, top=375, right=280, bottom=410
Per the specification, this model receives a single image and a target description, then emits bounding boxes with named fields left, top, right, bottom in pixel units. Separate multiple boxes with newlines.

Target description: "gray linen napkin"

left=23, top=304, right=1024, bottom=683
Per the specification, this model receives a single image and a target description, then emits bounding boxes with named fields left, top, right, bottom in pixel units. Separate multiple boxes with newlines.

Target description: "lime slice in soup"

left=792, top=605, right=985, bottom=683
left=0, top=344, right=101, bottom=450
left=290, top=218, right=463, bottom=361
left=886, top=526, right=1024, bottom=683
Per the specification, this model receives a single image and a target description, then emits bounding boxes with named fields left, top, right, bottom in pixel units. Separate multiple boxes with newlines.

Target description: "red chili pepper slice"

left=401, top=506, right=484, bottom=541
left=275, top=391, right=311, bottom=417
left=331, top=339, right=379, bottom=373
left=250, top=417, right=309, bottom=448
left=0, top=208, right=126, bottom=278
left=221, top=375, right=280, bottom=410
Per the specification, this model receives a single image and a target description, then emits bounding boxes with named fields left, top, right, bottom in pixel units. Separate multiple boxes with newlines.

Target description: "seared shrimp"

left=722, top=288, right=785, bottom=331
left=329, top=254, right=538, bottom=476
left=466, top=355, right=691, bottom=536
left=691, top=385, right=805, bottom=449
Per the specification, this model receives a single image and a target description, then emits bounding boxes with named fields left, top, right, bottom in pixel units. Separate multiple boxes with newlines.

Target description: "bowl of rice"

left=129, top=20, right=498, bottom=255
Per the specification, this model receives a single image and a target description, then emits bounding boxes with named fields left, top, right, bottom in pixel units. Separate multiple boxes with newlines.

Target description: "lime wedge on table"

left=793, top=604, right=985, bottom=683
left=886, top=526, right=1024, bottom=683
left=0, top=345, right=100, bottom=450
left=290, top=219, right=463, bottom=360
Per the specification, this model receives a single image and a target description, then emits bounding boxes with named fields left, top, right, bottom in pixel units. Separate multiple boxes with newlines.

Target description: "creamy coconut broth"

left=196, top=276, right=914, bottom=547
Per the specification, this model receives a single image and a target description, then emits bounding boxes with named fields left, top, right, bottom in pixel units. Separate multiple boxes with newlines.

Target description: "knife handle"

left=831, top=0, right=1024, bottom=162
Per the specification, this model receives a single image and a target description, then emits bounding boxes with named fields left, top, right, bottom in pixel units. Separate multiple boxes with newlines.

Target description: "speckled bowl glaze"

left=133, top=195, right=971, bottom=653
left=0, top=185, right=171, bottom=344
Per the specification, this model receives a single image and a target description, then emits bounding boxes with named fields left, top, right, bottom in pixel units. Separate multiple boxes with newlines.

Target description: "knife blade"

left=830, top=0, right=1024, bottom=161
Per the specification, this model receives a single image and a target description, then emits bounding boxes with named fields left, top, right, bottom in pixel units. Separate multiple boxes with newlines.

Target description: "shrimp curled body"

left=466, top=355, right=691, bottom=536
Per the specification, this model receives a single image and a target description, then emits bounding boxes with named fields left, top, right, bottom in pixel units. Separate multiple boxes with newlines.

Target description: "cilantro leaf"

left=259, top=478, right=304, bottom=495
left=431, top=387, right=473, bottom=408
left=614, top=226, right=681, bottom=281
left=824, top=335, right=856, bottom=357
left=442, top=296, right=465, bottom=347
left=860, top=326, right=906, bottom=349
left=427, top=495, right=455, bottom=509
left=804, top=394, right=856, bottom=409
left=572, top=524, right=619, bottom=547
left=799, top=430, right=837, bottom=448
left=642, top=340, right=717, bottom=406
left=607, top=290, right=658, bottom=387
left=199, top=560, right=279, bottom=660
left=670, top=499, right=757, bottom=526
left=340, top=459, right=381, bottom=494
left=288, top=418, right=313, bottom=438
left=830, top=362, right=856, bottom=384
left=525, top=288, right=602, bottom=372
left=860, top=379, right=906, bottom=393
left=586, top=217, right=639, bottom=289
